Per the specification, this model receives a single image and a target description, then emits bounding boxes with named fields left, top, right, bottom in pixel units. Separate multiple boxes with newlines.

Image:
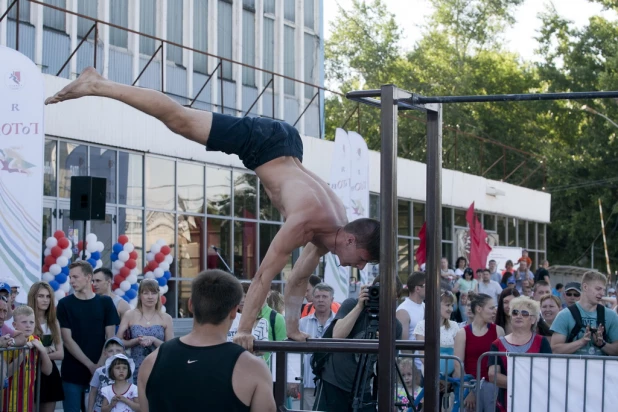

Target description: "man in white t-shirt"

left=396, top=272, right=426, bottom=340
left=488, top=260, right=502, bottom=283
left=478, top=269, right=503, bottom=302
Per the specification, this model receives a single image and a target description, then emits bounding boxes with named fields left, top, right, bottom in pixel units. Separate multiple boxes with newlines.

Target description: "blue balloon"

left=91, top=251, right=101, bottom=261
left=163, top=271, right=171, bottom=280
left=55, top=273, right=67, bottom=285
left=110, top=253, right=118, bottom=262
left=124, top=289, right=137, bottom=300
left=130, top=283, right=139, bottom=291
left=61, top=266, right=69, bottom=275
left=112, top=243, right=124, bottom=254
left=122, top=295, right=131, bottom=302
left=87, top=258, right=97, bottom=268
left=49, top=280, right=60, bottom=291
left=156, top=277, right=167, bottom=287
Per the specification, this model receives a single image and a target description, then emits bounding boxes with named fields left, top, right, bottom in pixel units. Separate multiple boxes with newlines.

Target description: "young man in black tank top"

left=137, top=270, right=275, bottom=411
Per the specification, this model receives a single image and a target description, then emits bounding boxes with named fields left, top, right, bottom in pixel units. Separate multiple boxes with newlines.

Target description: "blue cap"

left=507, top=276, right=516, bottom=285
left=0, top=282, right=10, bottom=294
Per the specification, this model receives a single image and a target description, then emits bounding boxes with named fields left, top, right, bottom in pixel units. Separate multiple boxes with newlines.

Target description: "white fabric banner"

left=507, top=356, right=618, bottom=412
left=0, top=47, right=44, bottom=299
left=324, top=128, right=352, bottom=303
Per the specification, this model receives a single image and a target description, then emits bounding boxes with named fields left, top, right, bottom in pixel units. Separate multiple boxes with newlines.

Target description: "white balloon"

left=55, top=290, right=66, bottom=301
left=126, top=274, right=138, bottom=284
left=65, top=240, right=72, bottom=250
left=85, top=251, right=92, bottom=259
left=95, top=260, right=103, bottom=269
left=151, top=244, right=162, bottom=254
left=112, top=267, right=120, bottom=276
left=86, top=242, right=97, bottom=253
left=164, top=255, right=173, bottom=265
left=44, top=248, right=51, bottom=257
left=123, top=243, right=135, bottom=253
left=96, top=241, right=105, bottom=252
left=120, top=281, right=131, bottom=292
left=113, top=260, right=125, bottom=270
left=160, top=305, right=167, bottom=313
left=114, top=288, right=125, bottom=297
left=158, top=262, right=170, bottom=272
left=160, top=285, right=169, bottom=295
left=146, top=252, right=154, bottom=262
left=130, top=268, right=139, bottom=276
left=62, top=248, right=73, bottom=259
left=61, top=282, right=71, bottom=293
left=86, top=233, right=97, bottom=244
left=49, top=264, right=61, bottom=276
left=42, top=272, right=54, bottom=282
left=144, top=271, right=155, bottom=279
left=153, top=268, right=164, bottom=278
left=118, top=251, right=130, bottom=262
left=45, top=237, right=58, bottom=248
left=56, top=256, right=69, bottom=268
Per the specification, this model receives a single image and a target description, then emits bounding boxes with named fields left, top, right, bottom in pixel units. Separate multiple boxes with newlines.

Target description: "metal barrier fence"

left=0, top=346, right=42, bottom=412
left=475, top=352, right=618, bottom=412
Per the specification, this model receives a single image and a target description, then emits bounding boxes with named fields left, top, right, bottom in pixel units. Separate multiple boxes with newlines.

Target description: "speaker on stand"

left=69, top=176, right=107, bottom=260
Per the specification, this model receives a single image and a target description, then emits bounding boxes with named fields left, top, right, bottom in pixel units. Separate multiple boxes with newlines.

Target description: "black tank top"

left=146, top=338, right=250, bottom=411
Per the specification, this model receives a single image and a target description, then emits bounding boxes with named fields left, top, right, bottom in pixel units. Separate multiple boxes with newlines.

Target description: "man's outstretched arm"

left=284, top=243, right=326, bottom=340
left=234, top=219, right=306, bottom=352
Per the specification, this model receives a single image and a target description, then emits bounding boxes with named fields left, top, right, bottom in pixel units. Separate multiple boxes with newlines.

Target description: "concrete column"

left=33, top=0, right=44, bottom=68
left=99, top=0, right=110, bottom=77
left=129, top=0, right=140, bottom=85
left=184, top=0, right=194, bottom=103
left=157, top=0, right=167, bottom=91
left=295, top=0, right=304, bottom=134
left=255, top=0, right=264, bottom=116
left=274, top=0, right=284, bottom=120
left=69, top=0, right=78, bottom=79
left=233, top=0, right=242, bottom=116
left=208, top=0, right=218, bottom=110
left=0, top=0, right=7, bottom=46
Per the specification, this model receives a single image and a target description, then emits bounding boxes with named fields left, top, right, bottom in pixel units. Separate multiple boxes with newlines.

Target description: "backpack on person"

left=566, top=304, right=608, bottom=343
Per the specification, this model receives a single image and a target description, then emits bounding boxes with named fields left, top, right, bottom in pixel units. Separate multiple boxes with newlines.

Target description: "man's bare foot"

left=44, top=67, right=104, bottom=105
left=287, top=330, right=309, bottom=342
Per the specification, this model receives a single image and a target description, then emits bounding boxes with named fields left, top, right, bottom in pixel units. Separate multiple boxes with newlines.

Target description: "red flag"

left=466, top=202, right=492, bottom=272
left=415, top=222, right=427, bottom=266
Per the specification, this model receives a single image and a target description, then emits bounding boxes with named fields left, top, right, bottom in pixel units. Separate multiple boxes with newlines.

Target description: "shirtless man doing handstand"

left=45, top=68, right=380, bottom=350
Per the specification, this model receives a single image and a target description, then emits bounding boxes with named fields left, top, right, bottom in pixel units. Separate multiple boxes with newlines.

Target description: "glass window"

left=218, top=0, right=233, bottom=80
left=413, top=202, right=425, bottom=237
left=109, top=0, right=128, bottom=48
left=538, top=224, right=546, bottom=251
left=206, top=218, right=232, bottom=271
left=8, top=0, right=30, bottom=22
left=44, top=0, right=66, bottom=31
left=118, top=208, right=144, bottom=270
left=264, top=0, right=275, bottom=14
left=77, top=0, right=97, bottom=39
left=398, top=200, right=410, bottom=236
left=454, top=209, right=467, bottom=227
left=145, top=211, right=176, bottom=275
left=178, top=163, right=205, bottom=213
left=140, top=0, right=157, bottom=55
left=508, top=218, right=516, bottom=246
left=146, top=157, right=175, bottom=210
left=260, top=224, right=288, bottom=280
left=528, top=222, right=536, bottom=250
left=370, top=194, right=380, bottom=220
left=242, top=9, right=256, bottom=86
left=518, top=219, right=526, bottom=248
left=398, top=238, right=411, bottom=278
left=263, top=17, right=275, bottom=87
left=243, top=0, right=256, bottom=9
left=118, top=152, right=143, bottom=207
left=178, top=280, right=193, bottom=318
left=442, top=207, right=452, bottom=240
left=90, top=147, right=117, bottom=203
left=43, top=208, right=53, bottom=253
left=178, top=215, right=204, bottom=278
left=193, top=0, right=208, bottom=74
left=284, top=26, right=295, bottom=95
left=497, top=215, right=506, bottom=246
left=44, top=139, right=57, bottom=197
left=235, top=221, right=257, bottom=279
left=413, top=239, right=420, bottom=272
left=442, top=242, right=453, bottom=267
left=260, top=182, right=280, bottom=222
left=58, top=141, right=88, bottom=199
left=483, top=214, right=496, bottom=232
left=91, top=213, right=113, bottom=268
left=234, top=172, right=257, bottom=218
left=284, top=0, right=295, bottom=21
left=304, top=0, right=314, bottom=29
left=207, top=168, right=231, bottom=216
left=167, top=0, right=183, bottom=64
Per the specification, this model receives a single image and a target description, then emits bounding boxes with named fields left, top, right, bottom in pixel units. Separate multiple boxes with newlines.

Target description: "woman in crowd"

left=453, top=293, right=505, bottom=411
left=457, top=268, right=478, bottom=294
left=502, top=260, right=515, bottom=276
left=267, top=290, right=285, bottom=315
left=487, top=297, right=552, bottom=409
left=536, top=295, right=561, bottom=336
left=496, top=288, right=520, bottom=335
left=451, top=292, right=469, bottom=325
left=117, top=279, right=174, bottom=383
left=28, top=281, right=64, bottom=412
left=454, top=257, right=468, bottom=277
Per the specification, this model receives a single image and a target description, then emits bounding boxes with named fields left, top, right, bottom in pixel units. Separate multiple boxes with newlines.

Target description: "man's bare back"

left=45, top=68, right=380, bottom=351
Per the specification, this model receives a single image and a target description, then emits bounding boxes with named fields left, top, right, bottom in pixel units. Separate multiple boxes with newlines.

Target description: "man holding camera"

left=314, top=276, right=403, bottom=412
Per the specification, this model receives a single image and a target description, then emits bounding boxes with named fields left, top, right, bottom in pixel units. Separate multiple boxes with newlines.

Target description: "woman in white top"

left=454, top=257, right=468, bottom=277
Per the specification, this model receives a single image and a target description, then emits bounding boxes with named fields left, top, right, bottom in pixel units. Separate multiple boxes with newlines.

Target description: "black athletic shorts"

left=205, top=112, right=304, bottom=170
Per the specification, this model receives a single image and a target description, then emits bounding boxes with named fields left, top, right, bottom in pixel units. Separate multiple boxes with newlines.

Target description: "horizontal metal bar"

left=346, top=89, right=382, bottom=99
left=346, top=95, right=383, bottom=109
left=414, top=90, right=618, bottom=104
left=253, top=339, right=424, bottom=353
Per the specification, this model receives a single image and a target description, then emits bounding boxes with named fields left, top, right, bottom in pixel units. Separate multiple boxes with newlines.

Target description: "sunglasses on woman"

left=511, top=309, right=531, bottom=318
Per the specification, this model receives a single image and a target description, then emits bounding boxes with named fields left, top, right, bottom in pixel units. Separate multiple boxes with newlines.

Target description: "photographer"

left=314, top=276, right=403, bottom=412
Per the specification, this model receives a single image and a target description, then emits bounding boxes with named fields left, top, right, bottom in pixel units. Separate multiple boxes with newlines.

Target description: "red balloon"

left=42, top=265, right=50, bottom=273
left=160, top=245, right=171, bottom=255
left=118, top=235, right=129, bottom=245
left=129, top=251, right=138, bottom=260
left=148, top=261, right=159, bottom=271
left=125, top=259, right=137, bottom=270
left=161, top=296, right=167, bottom=305
left=114, top=274, right=125, bottom=284
left=44, top=255, right=56, bottom=266
left=54, top=230, right=65, bottom=240
left=143, top=266, right=150, bottom=274
left=113, top=282, right=120, bottom=290
left=154, top=253, right=165, bottom=263
left=57, top=237, right=70, bottom=249
left=51, top=246, right=63, bottom=258
left=119, top=267, right=131, bottom=278
left=77, top=240, right=84, bottom=251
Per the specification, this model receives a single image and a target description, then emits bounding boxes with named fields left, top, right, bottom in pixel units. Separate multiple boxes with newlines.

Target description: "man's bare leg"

left=45, top=67, right=212, bottom=145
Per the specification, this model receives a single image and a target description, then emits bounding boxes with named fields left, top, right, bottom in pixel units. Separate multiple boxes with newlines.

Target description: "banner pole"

left=598, top=199, right=612, bottom=285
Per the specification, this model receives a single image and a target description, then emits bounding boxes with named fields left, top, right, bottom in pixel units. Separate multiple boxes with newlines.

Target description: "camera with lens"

left=366, top=285, right=380, bottom=313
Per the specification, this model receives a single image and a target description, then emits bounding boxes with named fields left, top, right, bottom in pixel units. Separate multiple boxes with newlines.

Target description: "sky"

left=323, top=0, right=617, bottom=62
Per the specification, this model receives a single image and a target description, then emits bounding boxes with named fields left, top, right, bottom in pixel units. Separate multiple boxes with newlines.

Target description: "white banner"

left=486, top=246, right=523, bottom=271
left=507, top=356, right=618, bottom=412
left=324, top=129, right=352, bottom=303
left=0, top=47, right=45, bottom=300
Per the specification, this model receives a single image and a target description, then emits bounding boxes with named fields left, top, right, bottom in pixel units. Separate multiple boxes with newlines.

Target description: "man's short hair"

left=13, top=305, right=34, bottom=319
left=489, top=259, right=496, bottom=264
left=94, top=267, right=113, bottom=282
left=582, top=271, right=607, bottom=286
left=241, top=281, right=251, bottom=295
left=555, top=283, right=563, bottom=290
left=476, top=268, right=484, bottom=275
left=533, top=280, right=550, bottom=292
left=308, top=275, right=321, bottom=288
left=191, top=270, right=243, bottom=325
left=406, top=272, right=425, bottom=293
left=313, top=283, right=334, bottom=297
left=343, top=218, right=380, bottom=262
left=69, top=261, right=94, bottom=277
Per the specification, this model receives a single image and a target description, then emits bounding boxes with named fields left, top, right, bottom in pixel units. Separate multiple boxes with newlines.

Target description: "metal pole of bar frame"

left=424, top=103, right=443, bottom=412
left=377, top=84, right=398, bottom=412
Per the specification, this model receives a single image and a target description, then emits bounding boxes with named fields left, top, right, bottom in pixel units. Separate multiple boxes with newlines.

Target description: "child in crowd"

left=88, top=337, right=126, bottom=412
left=101, top=354, right=139, bottom=412
left=395, top=358, right=422, bottom=411
left=3, top=306, right=53, bottom=412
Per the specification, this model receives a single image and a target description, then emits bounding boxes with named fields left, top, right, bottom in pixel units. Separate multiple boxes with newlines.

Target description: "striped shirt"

left=299, top=311, right=335, bottom=389
left=3, top=337, right=39, bottom=412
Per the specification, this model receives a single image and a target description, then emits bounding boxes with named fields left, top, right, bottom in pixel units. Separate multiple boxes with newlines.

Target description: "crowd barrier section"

left=0, top=346, right=42, bottom=412
left=476, top=352, right=618, bottom=412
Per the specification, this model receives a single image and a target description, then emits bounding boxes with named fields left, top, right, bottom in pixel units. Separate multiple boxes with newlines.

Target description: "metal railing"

left=0, top=345, right=43, bottom=412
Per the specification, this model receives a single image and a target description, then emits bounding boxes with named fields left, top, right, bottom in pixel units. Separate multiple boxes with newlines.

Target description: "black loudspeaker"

left=70, top=176, right=106, bottom=221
